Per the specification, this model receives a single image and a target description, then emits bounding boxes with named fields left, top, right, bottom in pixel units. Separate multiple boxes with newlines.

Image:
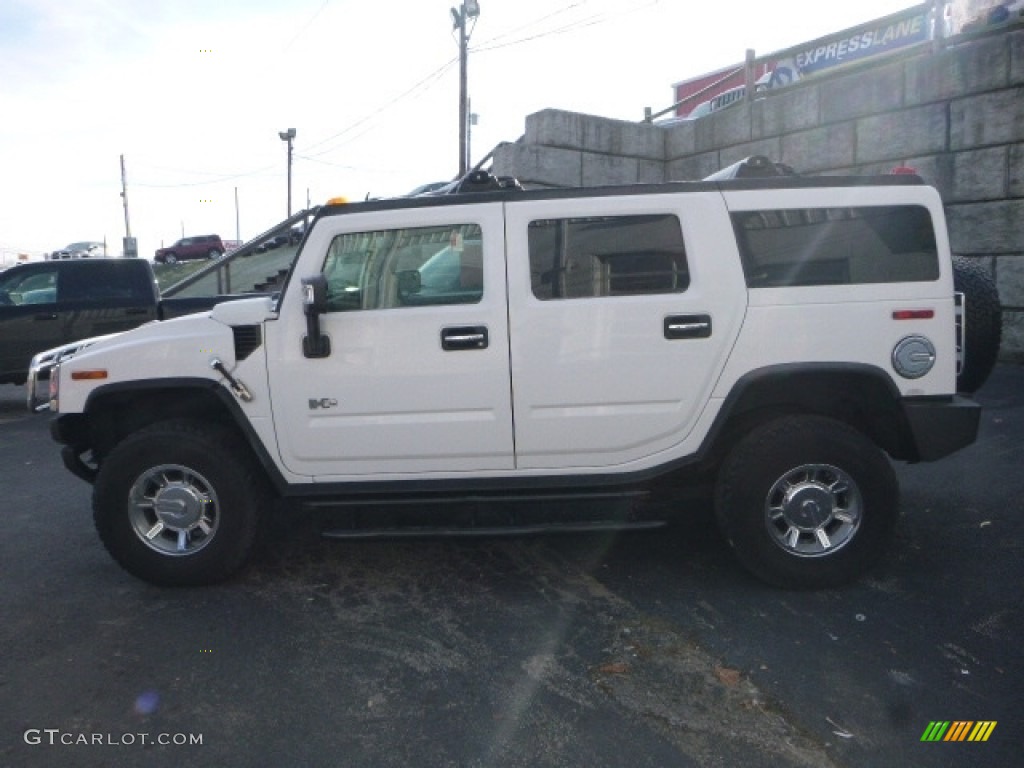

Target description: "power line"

left=300, top=56, right=458, bottom=158
left=282, top=0, right=334, bottom=54
left=131, top=165, right=277, bottom=189
left=472, top=0, right=659, bottom=54
left=471, top=2, right=584, bottom=48
left=124, top=1, right=659, bottom=189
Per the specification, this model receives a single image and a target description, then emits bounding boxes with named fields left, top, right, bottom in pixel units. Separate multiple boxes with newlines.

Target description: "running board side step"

left=322, top=520, right=666, bottom=541
left=307, top=489, right=667, bottom=540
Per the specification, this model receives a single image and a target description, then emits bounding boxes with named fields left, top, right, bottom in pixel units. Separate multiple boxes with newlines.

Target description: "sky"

left=0, top=0, right=915, bottom=260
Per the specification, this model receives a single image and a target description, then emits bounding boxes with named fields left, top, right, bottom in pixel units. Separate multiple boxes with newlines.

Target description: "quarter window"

left=528, top=214, right=689, bottom=300
left=321, top=223, right=482, bottom=312
left=60, top=266, right=150, bottom=302
left=731, top=205, right=939, bottom=287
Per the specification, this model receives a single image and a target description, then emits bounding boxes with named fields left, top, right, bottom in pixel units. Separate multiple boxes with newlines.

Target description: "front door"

left=0, top=264, right=62, bottom=382
left=267, top=202, right=514, bottom=480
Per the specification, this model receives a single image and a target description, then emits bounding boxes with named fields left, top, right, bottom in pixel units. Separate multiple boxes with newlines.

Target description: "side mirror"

left=300, top=275, right=331, bottom=358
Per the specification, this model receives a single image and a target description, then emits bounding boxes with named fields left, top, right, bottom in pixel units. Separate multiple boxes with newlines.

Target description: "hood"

left=210, top=295, right=278, bottom=326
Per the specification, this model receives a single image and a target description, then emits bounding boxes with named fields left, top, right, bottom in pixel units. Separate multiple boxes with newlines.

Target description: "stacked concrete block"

left=490, top=25, right=1024, bottom=360
left=492, top=110, right=664, bottom=188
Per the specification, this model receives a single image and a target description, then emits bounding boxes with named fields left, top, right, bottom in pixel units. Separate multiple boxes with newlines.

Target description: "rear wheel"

left=715, top=416, right=898, bottom=589
left=93, top=420, right=269, bottom=586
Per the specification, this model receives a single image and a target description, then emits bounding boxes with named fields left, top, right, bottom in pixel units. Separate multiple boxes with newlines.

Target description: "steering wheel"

left=0, top=290, right=13, bottom=306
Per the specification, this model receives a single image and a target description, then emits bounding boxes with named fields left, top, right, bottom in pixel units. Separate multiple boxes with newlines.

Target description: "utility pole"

left=279, top=128, right=296, bottom=217
left=120, top=155, right=131, bottom=238
left=468, top=99, right=478, bottom=171
left=234, top=187, right=240, bottom=243
left=451, top=1, right=479, bottom=177
left=119, top=154, right=137, bottom=257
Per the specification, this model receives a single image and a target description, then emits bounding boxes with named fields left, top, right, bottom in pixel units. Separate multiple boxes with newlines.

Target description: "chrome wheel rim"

left=764, top=463, right=862, bottom=558
left=128, top=464, right=220, bottom=556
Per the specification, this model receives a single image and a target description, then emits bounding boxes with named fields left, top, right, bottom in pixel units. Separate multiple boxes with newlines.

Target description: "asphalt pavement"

left=0, top=367, right=1020, bottom=767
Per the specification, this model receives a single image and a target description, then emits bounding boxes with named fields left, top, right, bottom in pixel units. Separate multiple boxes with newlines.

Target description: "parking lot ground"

left=1, top=367, right=1021, bottom=767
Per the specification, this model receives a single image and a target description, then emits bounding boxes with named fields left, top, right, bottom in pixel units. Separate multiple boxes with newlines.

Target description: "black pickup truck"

left=0, top=258, right=239, bottom=386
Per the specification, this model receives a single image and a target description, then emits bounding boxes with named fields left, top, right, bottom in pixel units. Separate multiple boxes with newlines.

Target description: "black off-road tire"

left=715, top=416, right=899, bottom=589
left=953, top=255, right=1002, bottom=393
left=93, top=419, right=270, bottom=587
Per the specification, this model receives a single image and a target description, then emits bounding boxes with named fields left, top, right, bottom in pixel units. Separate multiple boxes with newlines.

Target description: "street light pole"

left=451, top=1, right=479, bottom=177
left=278, top=128, right=296, bottom=217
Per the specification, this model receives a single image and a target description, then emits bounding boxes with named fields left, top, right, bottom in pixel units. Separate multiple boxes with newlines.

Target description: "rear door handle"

left=34, top=313, right=58, bottom=321
left=664, top=314, right=712, bottom=339
left=124, top=307, right=150, bottom=316
left=441, top=326, right=488, bottom=351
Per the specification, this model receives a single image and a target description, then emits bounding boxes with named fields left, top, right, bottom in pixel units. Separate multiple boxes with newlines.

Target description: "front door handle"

left=664, top=314, right=712, bottom=340
left=33, top=313, right=58, bottom=321
left=441, top=326, right=488, bottom=351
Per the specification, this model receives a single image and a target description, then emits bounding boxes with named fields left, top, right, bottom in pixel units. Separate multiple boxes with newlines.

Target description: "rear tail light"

left=954, top=292, right=965, bottom=374
left=892, top=309, right=935, bottom=320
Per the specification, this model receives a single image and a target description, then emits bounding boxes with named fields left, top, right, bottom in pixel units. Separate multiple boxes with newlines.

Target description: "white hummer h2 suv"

left=43, top=162, right=989, bottom=588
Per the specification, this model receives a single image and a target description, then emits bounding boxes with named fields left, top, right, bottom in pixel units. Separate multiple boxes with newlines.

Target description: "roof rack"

left=703, top=155, right=798, bottom=181
left=420, top=170, right=523, bottom=197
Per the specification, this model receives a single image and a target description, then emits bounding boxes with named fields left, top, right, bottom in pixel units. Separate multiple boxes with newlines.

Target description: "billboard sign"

left=791, top=6, right=930, bottom=77
left=670, top=4, right=936, bottom=116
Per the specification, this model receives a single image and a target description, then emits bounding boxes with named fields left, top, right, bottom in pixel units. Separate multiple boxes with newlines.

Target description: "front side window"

left=321, top=223, right=482, bottom=312
left=528, top=214, right=689, bottom=300
left=732, top=205, right=940, bottom=287
left=0, top=268, right=58, bottom=305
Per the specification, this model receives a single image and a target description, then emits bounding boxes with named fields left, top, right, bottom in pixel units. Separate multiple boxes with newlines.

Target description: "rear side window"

left=528, top=214, right=689, bottom=300
left=59, top=265, right=151, bottom=302
left=731, top=205, right=939, bottom=287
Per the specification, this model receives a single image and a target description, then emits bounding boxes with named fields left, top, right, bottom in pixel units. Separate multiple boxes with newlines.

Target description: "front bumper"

left=50, top=414, right=97, bottom=484
left=903, top=394, right=981, bottom=461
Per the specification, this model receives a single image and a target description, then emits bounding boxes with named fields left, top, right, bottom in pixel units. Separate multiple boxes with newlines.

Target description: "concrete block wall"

left=492, top=24, right=1024, bottom=362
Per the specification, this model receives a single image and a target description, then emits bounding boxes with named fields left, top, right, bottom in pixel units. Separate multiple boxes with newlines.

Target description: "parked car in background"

left=1, top=259, right=159, bottom=385
left=254, top=227, right=304, bottom=253
left=15, top=258, right=269, bottom=403
left=47, top=241, right=107, bottom=260
left=154, top=235, right=225, bottom=264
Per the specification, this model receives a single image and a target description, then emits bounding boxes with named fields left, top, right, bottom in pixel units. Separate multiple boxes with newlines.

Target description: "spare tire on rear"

left=953, top=255, right=1002, bottom=393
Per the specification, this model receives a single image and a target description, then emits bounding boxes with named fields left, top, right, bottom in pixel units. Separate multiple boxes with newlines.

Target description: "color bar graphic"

left=920, top=721, right=996, bottom=742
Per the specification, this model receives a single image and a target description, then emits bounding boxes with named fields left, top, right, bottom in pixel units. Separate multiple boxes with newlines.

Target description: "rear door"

left=504, top=192, right=747, bottom=471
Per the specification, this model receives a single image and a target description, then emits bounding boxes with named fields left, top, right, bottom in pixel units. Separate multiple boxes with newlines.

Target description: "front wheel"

left=93, top=420, right=269, bottom=586
left=715, top=416, right=898, bottom=589
left=164, top=253, right=178, bottom=265
left=208, top=249, right=221, bottom=260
